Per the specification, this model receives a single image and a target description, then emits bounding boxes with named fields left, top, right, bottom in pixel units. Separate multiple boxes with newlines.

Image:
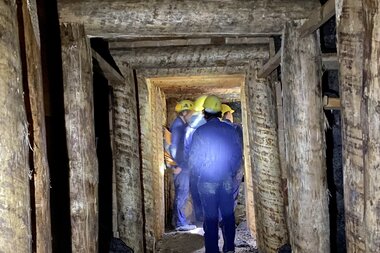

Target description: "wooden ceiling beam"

left=109, top=37, right=271, bottom=49
left=149, top=75, right=244, bottom=89
left=58, top=0, right=319, bottom=38
left=112, top=44, right=269, bottom=69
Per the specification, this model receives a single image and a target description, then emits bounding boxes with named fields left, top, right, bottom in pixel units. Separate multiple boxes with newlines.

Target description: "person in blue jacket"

left=221, top=104, right=244, bottom=210
left=170, top=99, right=196, bottom=231
left=188, top=95, right=243, bottom=253
left=183, top=95, right=208, bottom=225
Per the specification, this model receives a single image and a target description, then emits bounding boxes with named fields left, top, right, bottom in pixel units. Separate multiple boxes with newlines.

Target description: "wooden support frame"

left=323, top=96, right=341, bottom=110
left=92, top=49, right=125, bottom=85
left=109, top=37, right=271, bottom=49
left=257, top=50, right=281, bottom=78
left=322, top=53, right=339, bottom=70
left=299, top=0, right=336, bottom=38
left=258, top=51, right=338, bottom=78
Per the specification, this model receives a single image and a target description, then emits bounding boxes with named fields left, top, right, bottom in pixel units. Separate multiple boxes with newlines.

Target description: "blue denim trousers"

left=173, top=171, right=190, bottom=227
left=198, top=179, right=235, bottom=253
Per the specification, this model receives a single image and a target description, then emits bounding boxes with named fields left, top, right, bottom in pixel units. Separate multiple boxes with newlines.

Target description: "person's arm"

left=183, top=127, right=194, bottom=163
left=169, top=121, right=181, bottom=161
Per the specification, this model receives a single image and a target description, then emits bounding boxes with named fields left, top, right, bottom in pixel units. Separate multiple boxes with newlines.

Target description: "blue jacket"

left=183, top=115, right=207, bottom=168
left=169, top=116, right=188, bottom=170
left=223, top=119, right=243, bottom=145
left=188, top=118, right=243, bottom=182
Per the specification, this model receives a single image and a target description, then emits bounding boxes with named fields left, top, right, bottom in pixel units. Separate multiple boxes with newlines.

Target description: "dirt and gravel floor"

left=156, top=220, right=258, bottom=253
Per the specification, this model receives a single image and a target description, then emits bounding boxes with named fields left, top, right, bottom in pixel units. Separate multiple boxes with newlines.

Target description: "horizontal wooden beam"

left=149, top=74, right=244, bottom=89
left=136, top=66, right=247, bottom=79
left=109, top=38, right=212, bottom=49
left=109, top=37, right=271, bottom=49
left=323, top=96, right=341, bottom=110
left=58, top=0, right=319, bottom=38
left=322, top=53, right=339, bottom=70
left=112, top=44, right=269, bottom=69
left=257, top=50, right=281, bottom=78
left=258, top=51, right=338, bottom=78
left=92, top=49, right=125, bottom=84
left=299, top=0, right=336, bottom=37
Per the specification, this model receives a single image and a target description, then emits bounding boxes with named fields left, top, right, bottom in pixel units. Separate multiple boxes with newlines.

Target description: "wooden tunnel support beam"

left=92, top=49, right=125, bottom=85
left=257, top=51, right=281, bottom=78
left=112, top=44, right=269, bottom=69
left=242, top=62, right=258, bottom=236
left=323, top=96, right=341, bottom=110
left=322, top=53, right=339, bottom=70
left=361, top=1, right=380, bottom=251
left=133, top=72, right=166, bottom=252
left=58, top=0, right=319, bottom=38
left=109, top=37, right=271, bottom=49
left=247, top=64, right=289, bottom=252
left=336, top=0, right=380, bottom=252
left=112, top=63, right=144, bottom=252
left=282, top=20, right=330, bottom=253
left=60, top=23, right=99, bottom=253
left=21, top=0, right=52, bottom=252
left=0, top=0, right=31, bottom=252
left=258, top=51, right=338, bottom=79
left=299, top=0, right=336, bottom=38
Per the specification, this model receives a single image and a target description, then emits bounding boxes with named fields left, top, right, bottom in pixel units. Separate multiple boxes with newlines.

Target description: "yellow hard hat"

left=203, top=95, right=222, bottom=113
left=221, top=104, right=235, bottom=115
left=175, top=99, right=194, bottom=113
left=193, top=95, right=208, bottom=112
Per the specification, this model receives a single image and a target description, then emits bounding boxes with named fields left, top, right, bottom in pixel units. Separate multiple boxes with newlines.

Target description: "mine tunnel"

left=0, top=0, right=378, bottom=253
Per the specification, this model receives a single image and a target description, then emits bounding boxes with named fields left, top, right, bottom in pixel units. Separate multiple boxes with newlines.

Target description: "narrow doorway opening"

left=140, top=75, right=257, bottom=252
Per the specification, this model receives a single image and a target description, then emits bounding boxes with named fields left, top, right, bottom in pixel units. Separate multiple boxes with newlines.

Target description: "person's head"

left=175, top=99, right=193, bottom=118
left=221, top=104, right=235, bottom=122
left=203, top=95, right=222, bottom=120
left=186, top=95, right=208, bottom=127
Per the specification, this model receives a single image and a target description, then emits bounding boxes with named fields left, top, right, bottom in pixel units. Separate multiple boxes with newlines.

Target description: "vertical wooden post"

left=242, top=62, right=257, bottom=236
left=362, top=2, right=380, bottom=251
left=108, top=90, right=119, bottom=237
left=0, top=1, right=31, bottom=252
left=336, top=0, right=380, bottom=252
left=335, top=1, right=365, bottom=252
left=150, top=85, right=166, bottom=241
left=282, top=20, right=330, bottom=253
left=113, top=65, right=144, bottom=252
left=246, top=64, right=288, bottom=252
left=21, top=0, right=52, bottom=251
left=60, top=23, right=99, bottom=253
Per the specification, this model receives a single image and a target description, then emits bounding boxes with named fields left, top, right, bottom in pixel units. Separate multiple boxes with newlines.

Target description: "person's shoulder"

left=171, top=117, right=184, bottom=128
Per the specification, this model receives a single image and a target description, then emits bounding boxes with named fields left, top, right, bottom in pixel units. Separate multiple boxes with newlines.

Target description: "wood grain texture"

left=248, top=69, right=289, bottom=253
left=58, top=0, right=319, bottom=38
left=112, top=64, right=144, bottom=252
left=0, top=0, right=31, bottom=252
left=22, top=0, right=52, bottom=251
left=60, top=23, right=99, bottom=253
left=282, top=20, right=330, bottom=253
left=242, top=61, right=259, bottom=236
left=335, top=0, right=366, bottom=252
left=112, top=44, right=269, bottom=69
left=362, top=1, right=380, bottom=251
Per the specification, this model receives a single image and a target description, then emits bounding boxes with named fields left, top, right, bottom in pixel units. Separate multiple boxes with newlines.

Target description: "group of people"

left=168, top=95, right=243, bottom=253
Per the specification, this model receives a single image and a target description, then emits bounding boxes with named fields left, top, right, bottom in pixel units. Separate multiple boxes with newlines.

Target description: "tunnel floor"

left=156, top=220, right=257, bottom=253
